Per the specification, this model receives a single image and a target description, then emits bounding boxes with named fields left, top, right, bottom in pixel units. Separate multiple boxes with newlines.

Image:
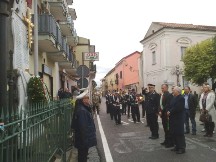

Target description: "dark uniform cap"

left=148, top=83, right=155, bottom=87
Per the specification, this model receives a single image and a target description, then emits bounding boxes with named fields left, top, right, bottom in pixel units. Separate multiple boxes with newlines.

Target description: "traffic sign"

left=77, top=78, right=88, bottom=89
left=76, top=65, right=89, bottom=77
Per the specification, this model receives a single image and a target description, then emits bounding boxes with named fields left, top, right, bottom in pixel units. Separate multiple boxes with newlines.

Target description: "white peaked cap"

left=76, top=89, right=89, bottom=99
left=79, top=87, right=88, bottom=91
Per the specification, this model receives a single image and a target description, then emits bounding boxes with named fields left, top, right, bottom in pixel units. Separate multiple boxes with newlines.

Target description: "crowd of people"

left=105, top=82, right=216, bottom=154
left=61, top=81, right=216, bottom=162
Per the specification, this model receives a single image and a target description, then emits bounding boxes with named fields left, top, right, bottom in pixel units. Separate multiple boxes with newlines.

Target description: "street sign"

left=77, top=78, right=88, bottom=89
left=83, top=52, right=99, bottom=61
left=76, top=65, right=89, bottom=77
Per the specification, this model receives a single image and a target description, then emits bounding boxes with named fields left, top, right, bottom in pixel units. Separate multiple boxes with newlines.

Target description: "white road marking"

left=121, top=121, right=129, bottom=125
left=97, top=114, right=113, bottom=162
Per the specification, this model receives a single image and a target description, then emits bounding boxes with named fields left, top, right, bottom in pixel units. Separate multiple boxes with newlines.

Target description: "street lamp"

left=171, top=65, right=183, bottom=87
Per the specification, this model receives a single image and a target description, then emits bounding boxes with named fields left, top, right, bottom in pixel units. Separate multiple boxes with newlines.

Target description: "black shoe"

left=176, top=149, right=185, bottom=154
left=171, top=148, right=178, bottom=152
left=165, top=144, right=174, bottom=148
left=191, top=132, right=196, bottom=135
left=184, top=131, right=190, bottom=134
left=149, top=136, right=159, bottom=139
left=160, top=142, right=166, bottom=145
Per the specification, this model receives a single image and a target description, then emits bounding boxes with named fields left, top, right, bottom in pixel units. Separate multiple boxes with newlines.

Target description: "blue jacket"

left=169, top=95, right=185, bottom=135
left=73, top=102, right=97, bottom=149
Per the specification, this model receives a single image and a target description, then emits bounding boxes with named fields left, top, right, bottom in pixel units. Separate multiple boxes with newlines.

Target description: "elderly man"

left=167, top=86, right=186, bottom=154
left=72, top=90, right=97, bottom=162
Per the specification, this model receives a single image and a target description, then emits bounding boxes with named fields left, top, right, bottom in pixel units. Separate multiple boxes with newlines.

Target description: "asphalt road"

left=94, top=98, right=216, bottom=162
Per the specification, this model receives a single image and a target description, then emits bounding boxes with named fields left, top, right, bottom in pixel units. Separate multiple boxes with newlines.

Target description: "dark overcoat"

left=169, top=95, right=185, bottom=135
left=73, top=102, right=97, bottom=149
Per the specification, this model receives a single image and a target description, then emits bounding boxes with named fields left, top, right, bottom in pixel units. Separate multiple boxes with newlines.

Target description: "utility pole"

left=0, top=0, right=9, bottom=118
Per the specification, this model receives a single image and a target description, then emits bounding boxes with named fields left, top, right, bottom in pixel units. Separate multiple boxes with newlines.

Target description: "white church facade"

left=140, top=22, right=216, bottom=93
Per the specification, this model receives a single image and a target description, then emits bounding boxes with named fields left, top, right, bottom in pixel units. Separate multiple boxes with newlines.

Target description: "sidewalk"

left=69, top=146, right=100, bottom=162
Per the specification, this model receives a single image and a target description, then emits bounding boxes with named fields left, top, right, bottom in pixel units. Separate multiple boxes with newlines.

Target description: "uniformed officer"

left=144, top=84, right=160, bottom=139
left=130, top=89, right=141, bottom=123
left=112, top=91, right=122, bottom=125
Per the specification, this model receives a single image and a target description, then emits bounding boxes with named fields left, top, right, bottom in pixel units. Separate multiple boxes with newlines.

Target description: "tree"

left=27, top=77, right=47, bottom=103
left=183, top=37, right=216, bottom=85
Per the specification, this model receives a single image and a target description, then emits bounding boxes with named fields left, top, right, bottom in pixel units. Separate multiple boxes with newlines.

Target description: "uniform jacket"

left=144, top=91, right=160, bottom=114
left=183, top=93, right=198, bottom=117
left=169, top=95, right=185, bottom=135
left=112, top=95, right=122, bottom=108
left=73, top=102, right=97, bottom=149
left=199, top=91, right=216, bottom=123
left=129, top=93, right=139, bottom=107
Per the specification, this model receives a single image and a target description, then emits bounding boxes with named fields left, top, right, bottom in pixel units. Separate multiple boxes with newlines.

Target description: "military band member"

left=121, top=91, right=127, bottom=115
left=130, top=89, right=141, bottom=123
left=92, top=92, right=101, bottom=115
left=127, top=90, right=132, bottom=118
left=105, top=91, right=110, bottom=114
left=112, top=92, right=122, bottom=125
left=144, top=84, right=160, bottom=139
left=109, top=91, right=114, bottom=120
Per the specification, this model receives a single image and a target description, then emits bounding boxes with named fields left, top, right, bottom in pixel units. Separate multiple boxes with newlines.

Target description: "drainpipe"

left=34, top=0, right=38, bottom=76
left=0, top=0, right=9, bottom=119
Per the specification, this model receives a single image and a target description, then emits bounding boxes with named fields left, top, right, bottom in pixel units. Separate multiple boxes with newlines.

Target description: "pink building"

left=115, top=51, right=141, bottom=92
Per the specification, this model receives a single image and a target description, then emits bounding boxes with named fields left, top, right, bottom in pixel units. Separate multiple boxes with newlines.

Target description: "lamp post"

left=171, top=65, right=183, bottom=87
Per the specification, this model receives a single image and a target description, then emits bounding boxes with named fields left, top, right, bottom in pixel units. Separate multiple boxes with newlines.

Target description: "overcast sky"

left=72, top=0, right=216, bottom=85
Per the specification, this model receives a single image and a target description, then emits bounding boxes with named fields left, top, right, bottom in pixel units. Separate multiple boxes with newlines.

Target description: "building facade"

left=140, top=22, right=216, bottom=93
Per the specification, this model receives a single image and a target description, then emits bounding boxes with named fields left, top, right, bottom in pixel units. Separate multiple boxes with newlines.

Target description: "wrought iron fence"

left=0, top=99, right=73, bottom=162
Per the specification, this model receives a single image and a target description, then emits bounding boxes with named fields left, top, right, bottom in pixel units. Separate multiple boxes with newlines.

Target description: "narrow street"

left=94, top=98, right=216, bottom=162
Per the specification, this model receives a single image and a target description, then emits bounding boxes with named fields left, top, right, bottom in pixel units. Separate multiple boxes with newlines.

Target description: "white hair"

left=173, top=86, right=181, bottom=94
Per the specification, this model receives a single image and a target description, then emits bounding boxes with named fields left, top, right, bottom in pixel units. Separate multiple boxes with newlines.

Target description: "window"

left=181, top=47, right=187, bottom=60
left=120, top=71, right=122, bottom=79
left=152, top=51, right=156, bottom=65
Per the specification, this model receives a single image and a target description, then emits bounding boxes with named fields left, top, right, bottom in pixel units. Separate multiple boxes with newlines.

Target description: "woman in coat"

left=167, top=86, right=186, bottom=154
left=73, top=90, right=97, bottom=162
left=199, top=82, right=216, bottom=137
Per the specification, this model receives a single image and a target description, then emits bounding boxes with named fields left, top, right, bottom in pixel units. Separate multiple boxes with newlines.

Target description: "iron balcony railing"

left=38, top=14, right=58, bottom=40
left=0, top=99, right=74, bottom=162
left=56, top=25, right=63, bottom=49
left=68, top=50, right=73, bottom=62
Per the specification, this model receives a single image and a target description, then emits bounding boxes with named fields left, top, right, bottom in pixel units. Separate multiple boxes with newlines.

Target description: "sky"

left=72, top=0, right=216, bottom=86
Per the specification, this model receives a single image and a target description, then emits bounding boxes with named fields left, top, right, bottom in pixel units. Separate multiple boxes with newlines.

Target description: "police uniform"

left=144, top=84, right=160, bottom=139
left=129, top=90, right=141, bottom=123
left=109, top=92, right=115, bottom=120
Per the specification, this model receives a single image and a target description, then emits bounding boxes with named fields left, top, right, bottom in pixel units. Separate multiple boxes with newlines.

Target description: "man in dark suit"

left=144, top=83, right=160, bottom=139
left=183, top=86, right=198, bottom=135
left=159, top=84, right=173, bottom=147
left=167, top=86, right=186, bottom=154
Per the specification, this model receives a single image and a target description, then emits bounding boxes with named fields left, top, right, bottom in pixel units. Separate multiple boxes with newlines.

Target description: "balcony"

left=67, top=29, right=78, bottom=46
left=48, top=0, right=68, bottom=21
left=67, top=0, right=73, bottom=5
left=68, top=7, right=77, bottom=20
left=59, top=16, right=74, bottom=37
left=38, top=14, right=59, bottom=52
left=58, top=38, right=72, bottom=69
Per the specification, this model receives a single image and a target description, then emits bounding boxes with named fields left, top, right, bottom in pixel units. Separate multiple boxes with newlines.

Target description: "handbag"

left=199, top=112, right=212, bottom=123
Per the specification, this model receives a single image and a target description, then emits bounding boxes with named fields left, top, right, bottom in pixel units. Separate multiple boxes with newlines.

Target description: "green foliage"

left=183, top=37, right=216, bottom=85
left=27, top=77, right=47, bottom=103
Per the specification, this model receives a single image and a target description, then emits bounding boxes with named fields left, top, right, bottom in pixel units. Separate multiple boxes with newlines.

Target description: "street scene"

left=1, top=0, right=216, bottom=162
